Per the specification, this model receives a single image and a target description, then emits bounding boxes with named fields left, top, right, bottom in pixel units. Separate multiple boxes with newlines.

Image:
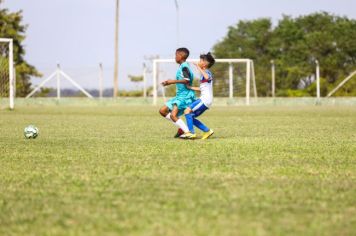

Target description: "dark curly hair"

left=176, top=48, right=190, bottom=60
left=200, top=52, right=215, bottom=68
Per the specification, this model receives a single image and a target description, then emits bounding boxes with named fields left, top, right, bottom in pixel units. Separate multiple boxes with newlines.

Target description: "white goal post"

left=152, top=58, right=257, bottom=106
left=0, top=38, right=14, bottom=109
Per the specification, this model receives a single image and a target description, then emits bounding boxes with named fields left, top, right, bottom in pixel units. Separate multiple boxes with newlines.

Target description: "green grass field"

left=1, top=105, right=355, bottom=236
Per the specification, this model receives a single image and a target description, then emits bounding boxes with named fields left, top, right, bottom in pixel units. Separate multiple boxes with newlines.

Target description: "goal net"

left=0, top=38, right=14, bottom=109
left=150, top=59, right=257, bottom=105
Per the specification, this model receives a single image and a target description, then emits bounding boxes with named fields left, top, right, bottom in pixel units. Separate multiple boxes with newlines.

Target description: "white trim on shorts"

left=192, top=101, right=205, bottom=112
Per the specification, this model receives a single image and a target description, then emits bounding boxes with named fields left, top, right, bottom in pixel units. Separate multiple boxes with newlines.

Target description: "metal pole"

left=251, top=60, right=257, bottom=99
left=174, top=0, right=180, bottom=46
left=316, top=60, right=320, bottom=102
left=113, top=0, right=120, bottom=97
left=9, top=39, right=14, bottom=109
left=60, top=71, right=93, bottom=98
left=13, top=65, right=16, bottom=98
left=25, top=71, right=57, bottom=98
left=57, top=64, right=61, bottom=100
left=153, top=60, right=157, bottom=105
left=246, top=60, right=250, bottom=105
left=143, top=63, right=147, bottom=98
left=99, top=63, right=103, bottom=99
left=229, top=63, right=233, bottom=99
left=271, top=60, right=275, bottom=97
left=327, top=70, right=356, bottom=97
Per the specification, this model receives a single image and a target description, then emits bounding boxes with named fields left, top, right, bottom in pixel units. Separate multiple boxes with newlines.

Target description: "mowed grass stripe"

left=0, top=105, right=355, bottom=236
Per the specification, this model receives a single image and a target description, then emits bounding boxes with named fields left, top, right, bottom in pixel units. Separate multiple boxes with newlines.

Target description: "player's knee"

left=170, top=112, right=179, bottom=122
left=170, top=113, right=177, bottom=120
left=184, top=108, right=192, bottom=115
left=159, top=107, right=168, bottom=117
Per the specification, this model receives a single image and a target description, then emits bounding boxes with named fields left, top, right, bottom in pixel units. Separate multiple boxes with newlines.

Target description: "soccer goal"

left=0, top=38, right=14, bottom=110
left=151, top=58, right=257, bottom=106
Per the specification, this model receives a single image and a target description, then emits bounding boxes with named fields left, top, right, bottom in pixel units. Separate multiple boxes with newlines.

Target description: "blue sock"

left=193, top=118, right=210, bottom=132
left=185, top=114, right=195, bottom=133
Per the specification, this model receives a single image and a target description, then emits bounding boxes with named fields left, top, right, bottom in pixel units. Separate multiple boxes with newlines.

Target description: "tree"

left=213, top=12, right=356, bottom=97
left=213, top=18, right=273, bottom=96
left=0, top=1, right=41, bottom=97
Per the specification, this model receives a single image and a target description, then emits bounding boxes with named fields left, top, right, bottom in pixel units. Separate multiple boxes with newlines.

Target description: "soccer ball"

left=24, top=125, right=39, bottom=139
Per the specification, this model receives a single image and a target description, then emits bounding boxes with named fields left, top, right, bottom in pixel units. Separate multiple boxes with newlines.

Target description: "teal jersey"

left=165, top=62, right=196, bottom=115
left=175, top=62, right=195, bottom=100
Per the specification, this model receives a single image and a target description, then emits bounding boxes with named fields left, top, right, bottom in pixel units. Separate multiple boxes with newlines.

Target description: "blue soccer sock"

left=193, top=118, right=210, bottom=132
left=185, top=113, right=195, bottom=133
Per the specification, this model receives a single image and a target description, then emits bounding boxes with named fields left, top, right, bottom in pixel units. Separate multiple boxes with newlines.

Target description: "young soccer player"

left=159, top=48, right=196, bottom=138
left=181, top=52, right=215, bottom=140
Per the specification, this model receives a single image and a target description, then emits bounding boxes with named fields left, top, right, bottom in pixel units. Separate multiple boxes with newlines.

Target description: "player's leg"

left=159, top=104, right=177, bottom=124
left=192, top=117, right=214, bottom=139
left=159, top=104, right=183, bottom=135
left=187, top=99, right=214, bottom=139
left=192, top=118, right=209, bottom=132
left=160, top=99, right=181, bottom=124
left=184, top=99, right=206, bottom=134
left=170, top=104, right=190, bottom=134
left=159, top=105, right=170, bottom=117
left=169, top=99, right=195, bottom=139
left=184, top=99, right=203, bottom=134
left=184, top=107, right=195, bottom=134
left=169, top=104, right=179, bottom=122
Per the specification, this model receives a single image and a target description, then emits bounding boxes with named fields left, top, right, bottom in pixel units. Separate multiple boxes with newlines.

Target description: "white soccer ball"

left=24, top=125, right=39, bottom=139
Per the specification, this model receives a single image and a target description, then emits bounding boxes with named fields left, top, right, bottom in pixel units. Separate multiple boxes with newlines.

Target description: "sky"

left=3, top=0, right=356, bottom=90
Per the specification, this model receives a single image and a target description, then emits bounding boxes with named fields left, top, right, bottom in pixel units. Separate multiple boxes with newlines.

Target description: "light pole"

left=113, top=0, right=120, bottom=97
left=174, top=0, right=179, bottom=47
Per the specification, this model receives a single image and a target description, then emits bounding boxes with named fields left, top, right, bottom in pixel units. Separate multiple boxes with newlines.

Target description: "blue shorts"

left=166, top=97, right=195, bottom=117
left=189, top=99, right=209, bottom=118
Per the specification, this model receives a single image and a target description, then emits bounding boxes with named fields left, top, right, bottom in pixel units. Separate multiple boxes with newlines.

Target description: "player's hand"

left=161, top=80, right=170, bottom=86
left=193, top=62, right=202, bottom=69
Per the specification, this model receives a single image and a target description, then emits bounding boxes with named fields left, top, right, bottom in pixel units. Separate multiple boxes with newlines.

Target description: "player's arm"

left=161, top=67, right=191, bottom=86
left=186, top=85, right=200, bottom=92
left=161, top=79, right=189, bottom=86
left=194, top=63, right=211, bottom=80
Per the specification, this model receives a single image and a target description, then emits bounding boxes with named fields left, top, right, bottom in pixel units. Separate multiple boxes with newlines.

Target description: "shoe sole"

left=201, top=131, right=214, bottom=140
left=179, top=135, right=197, bottom=140
left=174, top=133, right=184, bottom=138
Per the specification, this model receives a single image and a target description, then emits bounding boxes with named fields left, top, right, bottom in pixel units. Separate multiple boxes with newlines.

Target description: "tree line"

left=212, top=12, right=356, bottom=97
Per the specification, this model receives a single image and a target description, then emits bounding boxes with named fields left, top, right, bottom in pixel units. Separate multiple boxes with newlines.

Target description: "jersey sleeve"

left=206, top=70, right=213, bottom=80
left=201, top=70, right=213, bottom=82
left=182, top=67, right=191, bottom=81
